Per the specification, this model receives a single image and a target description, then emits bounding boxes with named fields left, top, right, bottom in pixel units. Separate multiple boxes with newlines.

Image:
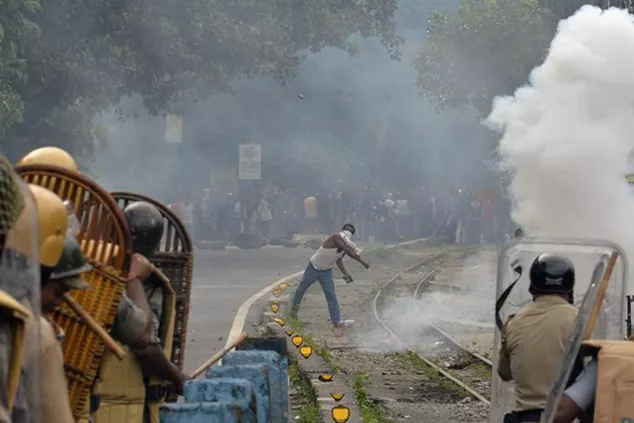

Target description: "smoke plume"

left=487, top=6, right=634, bottom=283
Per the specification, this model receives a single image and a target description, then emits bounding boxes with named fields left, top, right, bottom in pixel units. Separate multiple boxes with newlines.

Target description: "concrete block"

left=223, top=351, right=286, bottom=423
left=237, top=336, right=289, bottom=422
left=183, top=378, right=257, bottom=422
left=159, top=402, right=247, bottom=423
left=207, top=364, right=271, bottom=423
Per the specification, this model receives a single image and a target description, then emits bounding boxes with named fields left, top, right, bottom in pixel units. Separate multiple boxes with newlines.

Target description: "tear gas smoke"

left=487, top=6, right=634, bottom=292
left=356, top=251, right=496, bottom=356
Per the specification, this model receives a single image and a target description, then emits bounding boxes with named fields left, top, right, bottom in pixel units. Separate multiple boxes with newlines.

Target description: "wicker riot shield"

left=111, top=191, right=193, bottom=398
left=14, top=164, right=132, bottom=419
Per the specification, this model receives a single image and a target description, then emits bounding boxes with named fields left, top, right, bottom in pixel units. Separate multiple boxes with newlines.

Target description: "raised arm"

left=333, top=234, right=369, bottom=269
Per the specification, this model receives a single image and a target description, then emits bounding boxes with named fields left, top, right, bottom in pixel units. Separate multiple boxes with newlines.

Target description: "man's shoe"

left=334, top=319, right=354, bottom=328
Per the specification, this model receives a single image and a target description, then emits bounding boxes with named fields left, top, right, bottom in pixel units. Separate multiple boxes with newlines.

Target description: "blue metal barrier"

left=160, top=336, right=289, bottom=423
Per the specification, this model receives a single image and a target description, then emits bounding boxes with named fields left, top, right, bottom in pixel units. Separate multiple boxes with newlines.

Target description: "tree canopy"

left=0, top=0, right=403, bottom=159
left=414, top=0, right=601, bottom=118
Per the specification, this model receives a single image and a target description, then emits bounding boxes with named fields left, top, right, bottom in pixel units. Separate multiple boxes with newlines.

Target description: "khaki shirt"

left=20, top=315, right=74, bottom=423
left=0, top=322, right=12, bottom=423
left=498, top=295, right=577, bottom=411
left=111, top=293, right=149, bottom=346
left=143, top=281, right=164, bottom=346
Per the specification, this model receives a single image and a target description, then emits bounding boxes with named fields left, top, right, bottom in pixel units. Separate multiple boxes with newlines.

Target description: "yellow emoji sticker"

left=285, top=329, right=294, bottom=337
left=291, top=335, right=303, bottom=347
left=273, top=318, right=286, bottom=327
left=272, top=289, right=282, bottom=297
left=279, top=282, right=288, bottom=290
left=300, top=346, right=313, bottom=358
left=331, top=405, right=350, bottom=423
left=318, top=373, right=334, bottom=382
left=330, top=393, right=345, bottom=402
left=270, top=303, right=280, bottom=313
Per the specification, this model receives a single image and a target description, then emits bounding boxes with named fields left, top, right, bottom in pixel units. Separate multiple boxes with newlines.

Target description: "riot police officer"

left=0, top=154, right=34, bottom=423
left=124, top=201, right=189, bottom=423
left=29, top=235, right=92, bottom=423
left=498, top=253, right=578, bottom=423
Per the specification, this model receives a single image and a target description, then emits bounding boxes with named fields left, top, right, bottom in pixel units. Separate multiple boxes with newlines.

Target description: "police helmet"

left=49, top=235, right=92, bottom=289
left=123, top=201, right=164, bottom=258
left=16, top=147, right=78, bottom=172
left=529, top=253, right=575, bottom=295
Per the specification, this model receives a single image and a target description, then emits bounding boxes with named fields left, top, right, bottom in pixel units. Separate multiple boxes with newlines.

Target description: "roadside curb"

left=266, top=321, right=361, bottom=423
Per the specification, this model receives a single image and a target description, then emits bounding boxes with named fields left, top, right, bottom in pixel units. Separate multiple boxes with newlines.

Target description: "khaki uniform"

left=499, top=295, right=577, bottom=412
left=20, top=316, right=75, bottom=423
left=0, top=293, right=30, bottom=423
left=84, top=294, right=149, bottom=423
left=142, top=275, right=176, bottom=423
left=0, top=323, right=14, bottom=423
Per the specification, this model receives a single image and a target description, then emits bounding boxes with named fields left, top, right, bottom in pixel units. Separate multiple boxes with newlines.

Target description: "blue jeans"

left=290, top=263, right=341, bottom=324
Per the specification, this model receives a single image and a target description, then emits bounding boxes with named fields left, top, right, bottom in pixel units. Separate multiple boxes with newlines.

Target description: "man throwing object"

left=290, top=224, right=369, bottom=328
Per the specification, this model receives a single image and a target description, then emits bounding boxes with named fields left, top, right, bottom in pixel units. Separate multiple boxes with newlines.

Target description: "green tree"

left=0, top=0, right=40, bottom=137
left=1, top=0, right=403, bottom=159
left=414, top=0, right=600, bottom=117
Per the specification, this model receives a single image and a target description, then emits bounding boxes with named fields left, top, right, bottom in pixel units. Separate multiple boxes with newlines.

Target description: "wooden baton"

left=190, top=332, right=249, bottom=379
left=63, top=293, right=126, bottom=360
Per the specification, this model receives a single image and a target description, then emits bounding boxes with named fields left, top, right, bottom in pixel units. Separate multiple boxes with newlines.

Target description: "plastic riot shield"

left=490, top=237, right=627, bottom=423
left=540, top=245, right=628, bottom=423
left=15, top=163, right=132, bottom=420
left=0, top=174, right=41, bottom=423
left=111, top=191, right=193, bottom=402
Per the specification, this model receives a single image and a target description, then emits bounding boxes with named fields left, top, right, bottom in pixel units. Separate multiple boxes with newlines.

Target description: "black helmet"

left=49, top=235, right=92, bottom=289
left=123, top=201, right=164, bottom=258
left=529, top=253, right=575, bottom=295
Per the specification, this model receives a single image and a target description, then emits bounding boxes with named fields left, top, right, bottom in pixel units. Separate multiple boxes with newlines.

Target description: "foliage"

left=1, top=0, right=403, bottom=159
left=0, top=0, right=40, bottom=137
left=414, top=0, right=601, bottom=117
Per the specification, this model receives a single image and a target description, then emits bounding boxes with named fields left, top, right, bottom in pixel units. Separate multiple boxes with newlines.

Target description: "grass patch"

left=471, top=361, right=493, bottom=379
left=288, top=354, right=321, bottom=423
left=354, top=373, right=394, bottom=423
left=288, top=316, right=340, bottom=373
left=394, top=351, right=470, bottom=397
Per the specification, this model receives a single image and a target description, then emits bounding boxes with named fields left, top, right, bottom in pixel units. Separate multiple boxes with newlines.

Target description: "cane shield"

left=490, top=237, right=627, bottom=423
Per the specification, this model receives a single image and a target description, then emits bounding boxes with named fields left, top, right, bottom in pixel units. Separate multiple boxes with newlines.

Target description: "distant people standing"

left=182, top=201, right=195, bottom=240
left=395, top=194, right=409, bottom=240
left=290, top=224, right=370, bottom=328
left=304, top=194, right=318, bottom=234
left=358, top=187, right=374, bottom=241
left=384, top=193, right=398, bottom=242
left=257, top=196, right=273, bottom=238
left=316, top=189, right=331, bottom=234
left=231, top=197, right=243, bottom=239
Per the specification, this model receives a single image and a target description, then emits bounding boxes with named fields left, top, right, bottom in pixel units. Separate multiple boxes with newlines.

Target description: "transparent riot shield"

left=490, top=237, right=627, bottom=423
left=1, top=177, right=42, bottom=423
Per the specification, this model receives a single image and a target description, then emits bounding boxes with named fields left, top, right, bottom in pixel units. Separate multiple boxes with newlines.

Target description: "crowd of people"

left=171, top=184, right=515, bottom=245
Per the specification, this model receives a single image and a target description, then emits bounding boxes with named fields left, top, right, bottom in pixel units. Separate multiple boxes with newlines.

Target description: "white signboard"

left=238, top=144, right=261, bottom=180
left=165, top=114, right=183, bottom=144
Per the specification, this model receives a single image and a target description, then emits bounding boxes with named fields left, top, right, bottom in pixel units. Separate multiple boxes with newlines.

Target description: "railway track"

left=371, top=250, right=494, bottom=405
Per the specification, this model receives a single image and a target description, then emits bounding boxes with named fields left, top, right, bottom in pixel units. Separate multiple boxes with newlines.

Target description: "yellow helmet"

left=27, top=185, right=68, bottom=267
left=16, top=147, right=78, bottom=172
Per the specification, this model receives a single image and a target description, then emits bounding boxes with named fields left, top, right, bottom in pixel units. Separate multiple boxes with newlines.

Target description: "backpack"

left=581, top=339, right=634, bottom=423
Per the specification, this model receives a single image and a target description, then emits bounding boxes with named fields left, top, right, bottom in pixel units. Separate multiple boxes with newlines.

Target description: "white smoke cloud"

left=487, top=6, right=634, bottom=291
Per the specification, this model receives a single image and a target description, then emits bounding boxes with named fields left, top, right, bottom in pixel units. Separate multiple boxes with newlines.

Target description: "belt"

left=145, top=385, right=168, bottom=402
left=503, top=409, right=543, bottom=423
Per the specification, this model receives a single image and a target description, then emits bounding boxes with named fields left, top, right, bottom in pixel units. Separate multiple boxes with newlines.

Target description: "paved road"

left=183, top=246, right=311, bottom=372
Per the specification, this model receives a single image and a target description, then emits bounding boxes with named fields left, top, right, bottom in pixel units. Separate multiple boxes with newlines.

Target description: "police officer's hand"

left=129, top=253, right=153, bottom=281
